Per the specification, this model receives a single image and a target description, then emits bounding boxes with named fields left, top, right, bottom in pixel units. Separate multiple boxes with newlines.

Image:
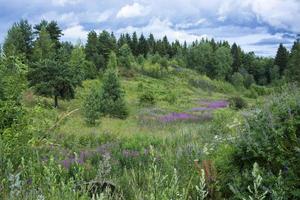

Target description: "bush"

left=139, top=91, right=156, bottom=106
left=244, top=88, right=258, bottom=99
left=216, top=86, right=300, bottom=199
left=229, top=96, right=248, bottom=110
left=230, top=72, right=244, bottom=88
left=250, top=85, right=272, bottom=96
left=243, top=74, right=255, bottom=89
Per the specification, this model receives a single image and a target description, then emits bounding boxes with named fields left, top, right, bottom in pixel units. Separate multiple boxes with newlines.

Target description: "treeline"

left=1, top=19, right=300, bottom=106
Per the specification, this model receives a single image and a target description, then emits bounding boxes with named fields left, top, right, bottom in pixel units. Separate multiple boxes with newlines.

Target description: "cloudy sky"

left=0, top=0, right=299, bottom=56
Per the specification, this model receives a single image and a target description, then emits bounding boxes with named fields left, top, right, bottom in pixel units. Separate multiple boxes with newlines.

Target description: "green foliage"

left=0, top=56, right=28, bottom=102
left=85, top=31, right=104, bottom=71
left=98, top=56, right=128, bottom=119
left=250, top=85, right=272, bottom=96
left=243, top=74, right=255, bottom=89
left=229, top=96, right=248, bottom=110
left=269, top=65, right=280, bottom=83
left=212, top=46, right=233, bottom=80
left=83, top=87, right=101, bottom=125
left=3, top=20, right=33, bottom=62
left=286, top=43, right=300, bottom=82
left=28, top=59, right=79, bottom=107
left=34, top=20, right=63, bottom=50
left=187, top=42, right=213, bottom=74
left=139, top=91, right=156, bottom=106
left=118, top=44, right=134, bottom=69
left=32, top=26, right=55, bottom=61
left=230, top=163, right=268, bottom=200
left=217, top=86, right=300, bottom=199
left=231, top=43, right=242, bottom=72
left=231, top=72, right=245, bottom=88
left=274, top=43, right=289, bottom=76
left=107, top=51, right=118, bottom=70
left=98, top=31, right=117, bottom=67
left=68, top=45, right=96, bottom=81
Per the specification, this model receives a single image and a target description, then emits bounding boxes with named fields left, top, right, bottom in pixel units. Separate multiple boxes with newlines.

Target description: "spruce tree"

left=131, top=32, right=139, bottom=56
left=83, top=87, right=101, bottom=125
left=138, top=34, right=149, bottom=57
left=231, top=43, right=242, bottom=72
left=286, top=43, right=300, bottom=82
left=98, top=31, right=115, bottom=67
left=274, top=43, right=289, bottom=76
left=85, top=31, right=103, bottom=71
left=98, top=52, right=128, bottom=119
left=147, top=33, right=156, bottom=54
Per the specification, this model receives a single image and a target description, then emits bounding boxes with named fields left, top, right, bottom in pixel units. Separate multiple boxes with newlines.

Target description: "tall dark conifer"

left=274, top=43, right=289, bottom=76
left=231, top=43, right=242, bottom=72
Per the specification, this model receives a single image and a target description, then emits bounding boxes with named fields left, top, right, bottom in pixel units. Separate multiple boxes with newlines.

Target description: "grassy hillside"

left=40, top=66, right=244, bottom=138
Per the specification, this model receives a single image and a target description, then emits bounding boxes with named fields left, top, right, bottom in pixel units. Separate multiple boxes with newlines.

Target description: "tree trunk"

left=54, top=95, right=58, bottom=108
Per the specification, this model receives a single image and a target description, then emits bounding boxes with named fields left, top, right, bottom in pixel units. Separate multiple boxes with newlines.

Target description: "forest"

left=0, top=19, right=300, bottom=199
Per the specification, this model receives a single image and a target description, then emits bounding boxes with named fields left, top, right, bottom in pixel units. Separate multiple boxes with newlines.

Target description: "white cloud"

left=175, top=19, right=207, bottom=29
left=116, top=3, right=150, bottom=18
left=61, top=24, right=88, bottom=42
left=52, top=0, right=82, bottom=6
left=117, top=18, right=207, bottom=43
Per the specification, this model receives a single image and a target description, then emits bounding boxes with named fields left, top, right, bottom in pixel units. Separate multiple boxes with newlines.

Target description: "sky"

left=0, top=0, right=299, bottom=57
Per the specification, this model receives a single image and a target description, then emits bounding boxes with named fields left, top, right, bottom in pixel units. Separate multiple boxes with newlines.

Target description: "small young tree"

left=98, top=52, right=128, bottom=119
left=118, top=44, right=134, bottom=69
left=83, top=88, right=100, bottom=125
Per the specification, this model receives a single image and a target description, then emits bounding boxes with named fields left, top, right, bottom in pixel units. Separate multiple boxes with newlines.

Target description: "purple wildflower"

left=159, top=113, right=198, bottom=122
left=207, top=100, right=229, bottom=109
left=122, top=150, right=140, bottom=158
left=190, top=107, right=212, bottom=111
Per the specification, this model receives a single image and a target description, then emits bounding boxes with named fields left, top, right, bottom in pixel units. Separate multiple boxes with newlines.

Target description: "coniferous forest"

left=0, top=17, right=300, bottom=200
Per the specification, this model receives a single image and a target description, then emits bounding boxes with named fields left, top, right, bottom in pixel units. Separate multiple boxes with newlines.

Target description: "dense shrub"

left=250, top=84, right=272, bottom=96
left=139, top=91, right=156, bottom=106
left=230, top=72, right=244, bottom=88
left=216, top=86, right=300, bottom=199
left=229, top=96, right=248, bottom=110
left=189, top=78, right=216, bottom=92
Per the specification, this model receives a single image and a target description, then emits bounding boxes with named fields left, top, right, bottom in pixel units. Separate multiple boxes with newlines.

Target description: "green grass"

left=54, top=67, right=238, bottom=139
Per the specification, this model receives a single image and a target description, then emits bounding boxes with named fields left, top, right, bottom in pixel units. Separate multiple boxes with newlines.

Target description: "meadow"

left=1, top=19, right=300, bottom=200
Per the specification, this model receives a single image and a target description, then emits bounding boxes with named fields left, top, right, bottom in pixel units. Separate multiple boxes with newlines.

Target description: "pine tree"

left=34, top=20, right=63, bottom=50
left=3, top=20, right=33, bottom=61
left=28, top=59, right=78, bottom=107
left=98, top=52, right=128, bottom=119
left=274, top=43, right=289, bottom=76
left=32, top=26, right=55, bottom=62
